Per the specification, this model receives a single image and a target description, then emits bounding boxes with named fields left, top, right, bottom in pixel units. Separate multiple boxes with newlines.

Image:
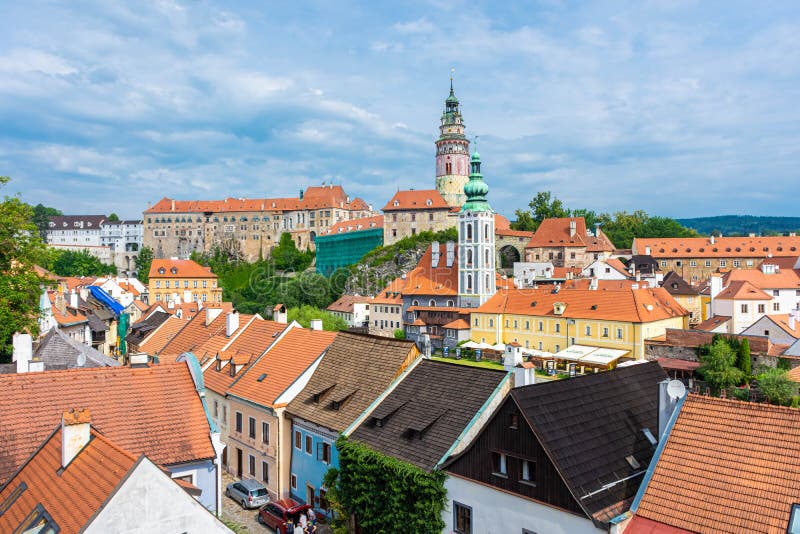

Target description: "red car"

left=258, top=499, right=313, bottom=533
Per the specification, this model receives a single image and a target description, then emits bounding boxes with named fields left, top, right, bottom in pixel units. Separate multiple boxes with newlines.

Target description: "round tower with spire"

left=435, top=73, right=470, bottom=208
left=458, top=150, right=496, bottom=307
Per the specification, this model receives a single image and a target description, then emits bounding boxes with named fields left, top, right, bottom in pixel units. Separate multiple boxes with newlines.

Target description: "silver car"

left=225, top=479, right=270, bottom=509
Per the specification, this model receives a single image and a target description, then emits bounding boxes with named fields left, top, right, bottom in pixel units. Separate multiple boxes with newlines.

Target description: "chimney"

left=273, top=304, right=287, bottom=324
left=514, top=366, right=536, bottom=388
left=171, top=199, right=175, bottom=211
left=645, top=246, right=651, bottom=256
left=589, top=278, right=598, bottom=291
left=569, top=219, right=576, bottom=238
left=13, top=333, right=34, bottom=374
left=69, top=289, right=78, bottom=309
left=226, top=312, right=240, bottom=337
left=658, top=379, right=684, bottom=441
left=310, top=319, right=323, bottom=331
left=710, top=234, right=715, bottom=245
left=594, top=222, right=601, bottom=237
left=129, top=352, right=149, bottom=367
left=62, top=408, right=91, bottom=468
left=789, top=313, right=795, bottom=331
left=206, top=306, right=223, bottom=326
left=710, top=275, right=723, bottom=300
left=749, top=232, right=756, bottom=238
left=636, top=272, right=641, bottom=282
left=503, top=343, right=523, bottom=369
left=55, top=293, right=66, bottom=315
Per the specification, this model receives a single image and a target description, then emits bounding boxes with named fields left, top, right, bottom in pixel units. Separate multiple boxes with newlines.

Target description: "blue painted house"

left=285, top=332, right=421, bottom=517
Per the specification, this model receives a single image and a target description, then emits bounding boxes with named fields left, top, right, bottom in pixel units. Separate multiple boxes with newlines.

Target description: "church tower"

left=458, top=150, right=496, bottom=308
left=435, top=77, right=470, bottom=208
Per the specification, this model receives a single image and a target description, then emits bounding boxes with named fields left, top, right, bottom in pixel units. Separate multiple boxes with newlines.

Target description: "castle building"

left=435, top=79, right=471, bottom=208
left=458, top=151, right=497, bottom=307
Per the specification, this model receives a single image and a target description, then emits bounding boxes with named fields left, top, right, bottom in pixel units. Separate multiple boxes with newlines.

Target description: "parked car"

left=225, top=479, right=270, bottom=509
left=258, top=499, right=313, bottom=533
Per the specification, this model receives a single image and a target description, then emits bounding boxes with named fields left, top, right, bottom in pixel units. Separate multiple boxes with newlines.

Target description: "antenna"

left=667, top=380, right=686, bottom=400
left=450, top=67, right=455, bottom=90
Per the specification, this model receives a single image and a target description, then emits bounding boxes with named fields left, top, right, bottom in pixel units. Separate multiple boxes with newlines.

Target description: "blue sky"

left=1, top=1, right=798, bottom=220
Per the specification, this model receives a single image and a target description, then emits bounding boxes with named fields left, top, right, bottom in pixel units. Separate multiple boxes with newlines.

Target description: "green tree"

left=510, top=209, right=537, bottom=231
left=136, top=246, right=153, bottom=283
left=272, top=233, right=312, bottom=271
left=757, top=368, right=793, bottom=405
left=49, top=250, right=117, bottom=277
left=107, top=213, right=120, bottom=222
left=287, top=305, right=348, bottom=331
left=698, top=338, right=744, bottom=394
left=0, top=177, right=47, bottom=361
left=737, top=338, right=751, bottom=377
left=393, top=328, right=406, bottom=339
left=31, top=203, right=62, bottom=240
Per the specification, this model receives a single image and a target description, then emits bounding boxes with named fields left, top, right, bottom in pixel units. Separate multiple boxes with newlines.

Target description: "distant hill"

left=677, top=215, right=800, bottom=236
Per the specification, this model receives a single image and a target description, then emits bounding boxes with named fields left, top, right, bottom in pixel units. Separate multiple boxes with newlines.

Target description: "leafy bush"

left=757, top=368, right=793, bottom=406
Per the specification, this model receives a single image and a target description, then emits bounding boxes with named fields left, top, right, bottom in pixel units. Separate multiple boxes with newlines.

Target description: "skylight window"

left=625, top=455, right=641, bottom=469
left=642, top=428, right=657, bottom=446
left=257, top=373, right=267, bottom=382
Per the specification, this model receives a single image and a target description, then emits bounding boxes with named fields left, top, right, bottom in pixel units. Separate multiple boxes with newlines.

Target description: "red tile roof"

left=715, top=280, right=772, bottom=300
left=634, top=394, right=800, bottom=533
left=562, top=279, right=652, bottom=290
left=760, top=314, right=800, bottom=338
left=633, top=236, right=800, bottom=259
left=403, top=244, right=459, bottom=296
left=149, top=259, right=217, bottom=280
left=227, top=327, right=337, bottom=408
left=475, top=287, right=688, bottom=323
left=0, top=363, right=215, bottom=484
left=327, top=294, right=372, bottom=313
left=382, top=190, right=450, bottom=211
left=0, top=422, right=138, bottom=533
left=157, top=309, right=252, bottom=358
left=526, top=217, right=614, bottom=252
left=495, top=228, right=535, bottom=238
left=443, top=318, right=470, bottom=329
left=723, top=266, right=800, bottom=290
left=494, top=214, right=511, bottom=230
left=137, top=316, right=186, bottom=354
left=371, top=277, right=406, bottom=304
left=326, top=215, right=384, bottom=235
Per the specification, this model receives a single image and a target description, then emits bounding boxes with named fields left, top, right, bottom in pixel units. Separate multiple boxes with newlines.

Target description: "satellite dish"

left=667, top=379, right=686, bottom=400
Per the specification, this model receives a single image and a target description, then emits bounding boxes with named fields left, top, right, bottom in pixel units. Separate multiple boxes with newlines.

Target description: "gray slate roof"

left=128, top=311, right=171, bottom=346
left=350, top=360, right=507, bottom=471
left=34, top=329, right=121, bottom=370
left=661, top=271, right=699, bottom=296
left=510, top=361, right=667, bottom=525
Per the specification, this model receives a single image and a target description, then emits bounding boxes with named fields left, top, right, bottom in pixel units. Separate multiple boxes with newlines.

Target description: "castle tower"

left=458, top=151, right=496, bottom=307
left=435, top=77, right=470, bottom=208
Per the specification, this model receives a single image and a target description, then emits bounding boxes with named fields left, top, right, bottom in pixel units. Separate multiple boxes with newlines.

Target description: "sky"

left=1, top=0, right=798, bottom=220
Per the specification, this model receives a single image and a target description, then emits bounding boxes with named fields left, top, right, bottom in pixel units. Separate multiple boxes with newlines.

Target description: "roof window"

left=170, top=267, right=178, bottom=274
left=0, top=482, right=27, bottom=516
left=642, top=427, right=657, bottom=446
left=625, top=455, right=641, bottom=469
left=158, top=267, right=166, bottom=274
left=257, top=373, right=267, bottom=382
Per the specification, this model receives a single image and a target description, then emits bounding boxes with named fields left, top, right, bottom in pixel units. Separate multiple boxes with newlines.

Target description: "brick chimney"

left=62, top=408, right=91, bottom=468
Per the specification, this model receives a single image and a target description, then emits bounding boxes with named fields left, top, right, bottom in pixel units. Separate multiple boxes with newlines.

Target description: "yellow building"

left=471, top=287, right=688, bottom=359
left=148, top=259, right=222, bottom=305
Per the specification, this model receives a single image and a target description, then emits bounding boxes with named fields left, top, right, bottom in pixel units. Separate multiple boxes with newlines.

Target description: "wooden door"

left=236, top=448, right=243, bottom=478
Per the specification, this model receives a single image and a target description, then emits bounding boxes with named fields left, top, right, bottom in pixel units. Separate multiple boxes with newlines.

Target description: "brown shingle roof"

left=286, top=333, right=419, bottom=432
left=0, top=422, right=138, bottom=533
left=635, top=394, right=800, bottom=533
left=0, top=363, right=215, bottom=484
left=327, top=294, right=372, bottom=313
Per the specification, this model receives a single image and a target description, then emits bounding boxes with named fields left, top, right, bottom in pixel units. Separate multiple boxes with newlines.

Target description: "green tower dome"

left=461, top=151, right=492, bottom=212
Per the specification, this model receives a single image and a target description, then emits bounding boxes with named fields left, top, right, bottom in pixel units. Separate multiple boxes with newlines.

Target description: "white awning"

left=491, top=343, right=506, bottom=351
left=553, top=345, right=596, bottom=361
left=552, top=345, right=629, bottom=366
left=462, top=341, right=481, bottom=349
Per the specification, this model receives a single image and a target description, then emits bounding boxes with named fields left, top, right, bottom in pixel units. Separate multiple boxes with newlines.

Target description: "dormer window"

left=426, top=198, right=432, bottom=206
left=393, top=200, right=399, bottom=207
left=170, top=267, right=178, bottom=274
left=158, top=267, right=166, bottom=274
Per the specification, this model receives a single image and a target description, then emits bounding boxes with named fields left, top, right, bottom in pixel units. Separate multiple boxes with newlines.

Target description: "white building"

left=581, top=258, right=630, bottom=281
left=46, top=215, right=105, bottom=246
left=741, top=311, right=800, bottom=345
left=326, top=294, right=372, bottom=327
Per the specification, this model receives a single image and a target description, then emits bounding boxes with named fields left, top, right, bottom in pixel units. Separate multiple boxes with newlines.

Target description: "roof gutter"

left=434, top=370, right=512, bottom=470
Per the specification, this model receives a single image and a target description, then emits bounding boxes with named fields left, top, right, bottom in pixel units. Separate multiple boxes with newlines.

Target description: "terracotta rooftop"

left=633, top=236, right=800, bottom=259
left=0, top=363, right=215, bottom=484
left=693, top=315, right=731, bottom=332
left=137, top=316, right=187, bottom=355
left=371, top=276, right=406, bottom=304
left=382, top=189, right=450, bottom=211
left=149, top=259, right=217, bottom=280
left=227, top=327, right=337, bottom=408
left=562, top=279, right=652, bottom=290
left=475, top=287, right=688, bottom=323
left=327, top=294, right=372, bottom=314
left=723, top=265, right=800, bottom=290
left=787, top=366, right=800, bottom=382
left=760, top=314, right=800, bottom=339
left=442, top=318, right=470, bottom=330
left=715, top=280, right=772, bottom=300
left=634, top=394, right=800, bottom=533
left=403, top=243, right=459, bottom=296
left=157, top=309, right=253, bottom=358
left=0, top=423, right=138, bottom=533
left=526, top=217, right=614, bottom=252
left=326, top=215, right=384, bottom=235
left=287, top=333, right=419, bottom=432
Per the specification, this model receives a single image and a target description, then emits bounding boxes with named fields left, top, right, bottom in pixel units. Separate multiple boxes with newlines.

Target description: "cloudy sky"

left=1, top=1, right=798, bottom=220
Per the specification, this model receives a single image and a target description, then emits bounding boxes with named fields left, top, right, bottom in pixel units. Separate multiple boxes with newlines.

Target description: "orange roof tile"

left=149, top=259, right=217, bottom=280
left=403, top=244, right=459, bottom=296
left=227, top=328, right=337, bottom=408
left=633, top=236, right=800, bottom=259
left=0, top=423, right=138, bottom=533
left=371, top=277, right=407, bottom=304
left=443, top=318, right=470, bottom=329
left=203, top=356, right=253, bottom=395
left=326, top=215, right=384, bottom=235
left=694, top=315, right=731, bottom=331
left=137, top=316, right=186, bottom=354
left=723, top=266, right=800, bottom=290
left=761, top=314, right=800, bottom=338
left=635, top=394, right=800, bottom=533
left=224, top=319, right=288, bottom=356
left=327, top=294, right=372, bottom=313
left=787, top=366, right=800, bottom=382
left=0, top=363, right=215, bottom=484
left=475, top=287, right=688, bottom=323
left=132, top=299, right=149, bottom=312
left=157, top=309, right=252, bottom=358
left=495, top=227, right=535, bottom=238
left=562, top=279, right=652, bottom=290
left=526, top=217, right=614, bottom=252
left=382, top=190, right=450, bottom=211
left=715, top=280, right=772, bottom=300
left=494, top=214, right=511, bottom=230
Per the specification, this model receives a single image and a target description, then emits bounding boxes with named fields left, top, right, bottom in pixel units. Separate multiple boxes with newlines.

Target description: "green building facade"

left=315, top=227, right=384, bottom=276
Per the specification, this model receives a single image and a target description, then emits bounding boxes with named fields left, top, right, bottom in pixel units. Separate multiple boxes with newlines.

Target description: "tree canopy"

left=287, top=305, right=348, bottom=331
left=698, top=338, right=744, bottom=394
left=31, top=203, right=62, bottom=240
left=0, top=177, right=47, bottom=360
left=510, top=191, right=698, bottom=248
left=757, top=368, right=793, bottom=406
left=136, top=246, right=153, bottom=283
left=107, top=212, right=120, bottom=222
left=44, top=249, right=117, bottom=277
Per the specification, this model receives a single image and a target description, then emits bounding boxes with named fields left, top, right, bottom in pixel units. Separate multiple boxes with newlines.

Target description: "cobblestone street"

left=220, top=472, right=332, bottom=534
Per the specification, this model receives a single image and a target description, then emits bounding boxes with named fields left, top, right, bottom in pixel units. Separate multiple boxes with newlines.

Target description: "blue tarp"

left=88, top=285, right=125, bottom=316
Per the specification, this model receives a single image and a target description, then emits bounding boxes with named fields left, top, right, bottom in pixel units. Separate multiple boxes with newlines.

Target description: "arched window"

left=467, top=274, right=473, bottom=291
left=447, top=300, right=454, bottom=307
left=412, top=300, right=419, bottom=306
left=429, top=300, right=436, bottom=307
left=467, top=249, right=473, bottom=266
left=466, top=224, right=472, bottom=241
